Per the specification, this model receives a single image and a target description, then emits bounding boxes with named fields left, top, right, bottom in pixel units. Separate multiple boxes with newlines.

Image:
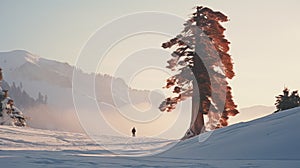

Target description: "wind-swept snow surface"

left=1, top=107, right=300, bottom=167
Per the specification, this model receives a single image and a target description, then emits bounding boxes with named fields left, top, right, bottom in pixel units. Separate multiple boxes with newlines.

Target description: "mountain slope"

left=0, top=50, right=151, bottom=108
left=0, top=50, right=162, bottom=133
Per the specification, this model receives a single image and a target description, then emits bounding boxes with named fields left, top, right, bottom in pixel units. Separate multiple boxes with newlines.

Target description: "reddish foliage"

left=159, top=6, right=238, bottom=132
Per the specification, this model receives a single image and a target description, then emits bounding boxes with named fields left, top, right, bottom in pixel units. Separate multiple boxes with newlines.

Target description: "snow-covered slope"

left=0, top=50, right=40, bottom=71
left=1, top=107, right=300, bottom=167
left=0, top=125, right=172, bottom=154
left=160, top=107, right=300, bottom=160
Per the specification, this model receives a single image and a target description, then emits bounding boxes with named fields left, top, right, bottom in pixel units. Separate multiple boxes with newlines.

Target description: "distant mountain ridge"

left=0, top=50, right=160, bottom=132
left=0, top=50, right=153, bottom=108
left=229, top=105, right=275, bottom=124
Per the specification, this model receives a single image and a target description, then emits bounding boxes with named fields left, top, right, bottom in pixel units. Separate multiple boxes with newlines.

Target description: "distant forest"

left=2, top=80, right=47, bottom=110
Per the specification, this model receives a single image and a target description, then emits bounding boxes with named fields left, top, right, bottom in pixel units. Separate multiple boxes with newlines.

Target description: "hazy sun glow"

left=1, top=0, right=299, bottom=138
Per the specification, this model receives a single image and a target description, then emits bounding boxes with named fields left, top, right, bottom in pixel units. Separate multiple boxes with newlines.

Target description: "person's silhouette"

left=131, top=127, right=136, bottom=137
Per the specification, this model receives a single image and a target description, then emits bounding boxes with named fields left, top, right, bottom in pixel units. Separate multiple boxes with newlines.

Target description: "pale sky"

left=1, top=0, right=300, bottom=109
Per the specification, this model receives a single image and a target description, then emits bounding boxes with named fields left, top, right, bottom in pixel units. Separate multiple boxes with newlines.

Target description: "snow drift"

left=160, top=107, right=300, bottom=160
left=0, top=106, right=300, bottom=167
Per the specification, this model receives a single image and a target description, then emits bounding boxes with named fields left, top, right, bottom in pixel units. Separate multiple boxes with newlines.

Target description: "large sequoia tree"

left=159, top=6, right=239, bottom=139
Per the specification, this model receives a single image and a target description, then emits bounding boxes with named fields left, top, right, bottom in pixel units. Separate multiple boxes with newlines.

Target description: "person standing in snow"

left=131, top=127, right=136, bottom=137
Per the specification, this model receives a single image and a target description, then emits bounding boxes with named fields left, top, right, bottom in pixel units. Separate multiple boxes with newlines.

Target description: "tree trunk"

left=192, top=76, right=205, bottom=131
left=182, top=80, right=204, bottom=140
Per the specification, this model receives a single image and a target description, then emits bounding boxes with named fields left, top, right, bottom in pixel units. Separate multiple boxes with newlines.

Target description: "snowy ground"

left=1, top=107, right=300, bottom=167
